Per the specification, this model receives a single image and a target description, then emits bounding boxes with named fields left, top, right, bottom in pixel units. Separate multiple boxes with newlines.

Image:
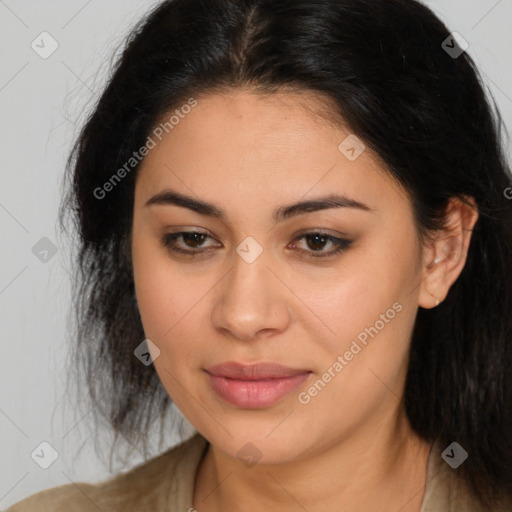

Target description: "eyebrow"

left=145, top=188, right=374, bottom=223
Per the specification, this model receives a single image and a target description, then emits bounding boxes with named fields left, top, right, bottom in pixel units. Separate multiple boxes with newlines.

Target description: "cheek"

left=131, top=233, right=217, bottom=361
left=321, top=245, right=414, bottom=343
left=315, top=233, right=420, bottom=381
left=131, top=245, right=202, bottom=398
left=132, top=231, right=184, bottom=340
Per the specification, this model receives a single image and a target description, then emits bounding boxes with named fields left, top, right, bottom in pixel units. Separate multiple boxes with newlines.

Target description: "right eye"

left=160, top=230, right=221, bottom=255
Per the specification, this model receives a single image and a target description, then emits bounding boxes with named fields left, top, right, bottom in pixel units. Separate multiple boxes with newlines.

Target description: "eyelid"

left=161, top=229, right=220, bottom=253
left=291, top=226, right=350, bottom=239
left=160, top=228, right=353, bottom=259
left=288, top=232, right=352, bottom=259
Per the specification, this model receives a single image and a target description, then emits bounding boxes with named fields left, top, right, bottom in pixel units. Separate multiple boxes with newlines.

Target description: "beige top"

left=4, top=432, right=507, bottom=511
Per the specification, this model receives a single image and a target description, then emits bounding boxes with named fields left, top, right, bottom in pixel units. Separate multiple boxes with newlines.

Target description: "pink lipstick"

left=205, top=361, right=312, bottom=408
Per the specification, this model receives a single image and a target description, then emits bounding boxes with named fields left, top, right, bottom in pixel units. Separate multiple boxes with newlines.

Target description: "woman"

left=7, top=0, right=512, bottom=510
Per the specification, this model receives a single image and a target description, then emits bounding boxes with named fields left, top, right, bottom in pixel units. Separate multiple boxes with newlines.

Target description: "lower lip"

left=206, top=371, right=311, bottom=408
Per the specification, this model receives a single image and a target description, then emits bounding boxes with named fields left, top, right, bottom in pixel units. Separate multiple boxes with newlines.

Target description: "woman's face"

left=131, top=90, right=427, bottom=464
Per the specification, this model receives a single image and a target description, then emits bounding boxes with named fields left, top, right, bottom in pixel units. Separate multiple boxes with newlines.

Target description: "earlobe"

left=418, top=195, right=479, bottom=309
left=427, top=289, right=440, bottom=307
left=418, top=252, right=445, bottom=309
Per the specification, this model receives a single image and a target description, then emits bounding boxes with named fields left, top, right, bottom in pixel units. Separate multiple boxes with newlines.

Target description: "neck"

left=193, top=407, right=433, bottom=512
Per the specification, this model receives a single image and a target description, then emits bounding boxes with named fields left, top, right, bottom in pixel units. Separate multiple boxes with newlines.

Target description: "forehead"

left=134, top=89, right=410, bottom=221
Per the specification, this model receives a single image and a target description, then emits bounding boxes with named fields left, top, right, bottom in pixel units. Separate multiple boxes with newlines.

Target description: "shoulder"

left=421, top=438, right=512, bottom=512
left=4, top=482, right=100, bottom=512
left=4, top=432, right=208, bottom=512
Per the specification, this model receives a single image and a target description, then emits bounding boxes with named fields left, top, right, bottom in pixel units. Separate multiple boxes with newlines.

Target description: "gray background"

left=1, top=0, right=511, bottom=508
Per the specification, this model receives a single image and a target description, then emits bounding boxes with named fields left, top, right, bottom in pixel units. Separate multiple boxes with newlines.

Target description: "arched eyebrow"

left=144, top=188, right=375, bottom=223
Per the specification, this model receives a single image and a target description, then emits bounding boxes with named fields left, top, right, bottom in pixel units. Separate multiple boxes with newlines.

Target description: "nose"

left=210, top=247, right=291, bottom=342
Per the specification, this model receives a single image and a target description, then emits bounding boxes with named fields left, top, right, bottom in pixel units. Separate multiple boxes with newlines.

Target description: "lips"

left=205, top=361, right=312, bottom=408
left=205, top=361, right=311, bottom=380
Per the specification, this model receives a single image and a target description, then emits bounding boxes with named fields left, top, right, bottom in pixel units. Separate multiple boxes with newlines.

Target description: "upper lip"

left=205, top=361, right=311, bottom=380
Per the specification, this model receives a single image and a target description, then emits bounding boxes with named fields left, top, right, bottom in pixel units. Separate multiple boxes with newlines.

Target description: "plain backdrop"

left=1, top=0, right=511, bottom=508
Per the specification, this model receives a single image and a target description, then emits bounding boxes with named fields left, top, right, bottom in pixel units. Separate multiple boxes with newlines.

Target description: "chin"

left=204, top=421, right=318, bottom=466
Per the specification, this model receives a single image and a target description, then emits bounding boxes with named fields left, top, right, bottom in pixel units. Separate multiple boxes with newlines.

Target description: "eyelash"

left=160, top=230, right=352, bottom=259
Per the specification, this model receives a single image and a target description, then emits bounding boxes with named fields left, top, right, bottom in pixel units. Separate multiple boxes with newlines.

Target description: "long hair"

left=59, top=0, right=512, bottom=508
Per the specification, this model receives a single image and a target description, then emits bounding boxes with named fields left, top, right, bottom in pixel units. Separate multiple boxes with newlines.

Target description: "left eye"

left=161, top=231, right=352, bottom=259
left=290, top=232, right=352, bottom=258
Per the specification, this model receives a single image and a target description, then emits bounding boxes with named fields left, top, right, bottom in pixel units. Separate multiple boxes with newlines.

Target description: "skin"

left=131, top=89, right=479, bottom=512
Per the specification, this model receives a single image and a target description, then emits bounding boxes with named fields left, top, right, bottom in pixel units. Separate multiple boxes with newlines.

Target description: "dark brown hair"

left=60, top=0, right=512, bottom=508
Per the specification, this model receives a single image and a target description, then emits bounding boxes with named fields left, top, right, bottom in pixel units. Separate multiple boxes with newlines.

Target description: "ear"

left=418, top=195, right=479, bottom=309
